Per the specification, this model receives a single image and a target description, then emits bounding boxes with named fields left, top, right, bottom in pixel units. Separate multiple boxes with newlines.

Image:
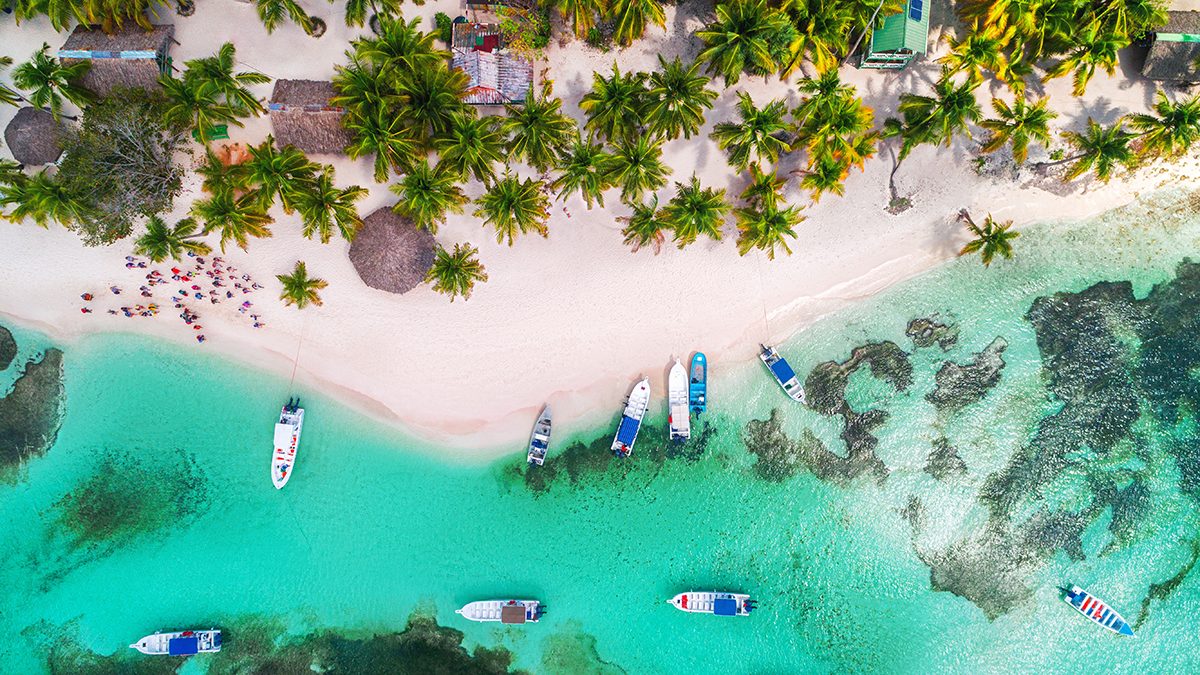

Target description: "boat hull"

left=689, top=353, right=706, bottom=415
left=611, top=378, right=651, bottom=458
left=456, top=600, right=544, bottom=624
left=1063, top=585, right=1135, bottom=636
left=272, top=402, right=304, bottom=489
left=130, top=630, right=222, bottom=655
left=527, top=406, right=552, bottom=466
left=759, top=345, right=805, bottom=403
left=668, top=359, right=691, bottom=441
left=669, top=592, right=754, bottom=617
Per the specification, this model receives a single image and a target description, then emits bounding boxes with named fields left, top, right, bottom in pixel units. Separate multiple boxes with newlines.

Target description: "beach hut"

left=348, top=208, right=436, bottom=295
left=451, top=22, right=532, bottom=105
left=859, top=0, right=931, bottom=69
left=1142, top=12, right=1200, bottom=82
left=57, top=24, right=175, bottom=95
left=268, top=79, right=352, bottom=156
left=4, top=107, right=66, bottom=166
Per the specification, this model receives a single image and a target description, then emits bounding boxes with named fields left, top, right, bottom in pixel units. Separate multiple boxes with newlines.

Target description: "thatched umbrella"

left=349, top=208, right=436, bottom=294
left=4, top=107, right=65, bottom=165
left=268, top=80, right=352, bottom=155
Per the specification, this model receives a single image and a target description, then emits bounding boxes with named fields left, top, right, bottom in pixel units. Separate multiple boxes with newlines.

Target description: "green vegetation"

left=191, top=190, right=274, bottom=253
left=957, top=209, right=1019, bottom=266
left=160, top=43, right=268, bottom=143
left=661, top=175, right=730, bottom=249
left=277, top=261, right=329, bottom=308
left=296, top=168, right=367, bottom=244
left=436, top=114, right=506, bottom=184
left=551, top=136, right=612, bottom=209
left=11, top=43, right=93, bottom=121
left=979, top=96, right=1057, bottom=164
left=619, top=196, right=667, bottom=254
left=389, top=159, right=469, bottom=233
left=10, top=0, right=153, bottom=33
left=645, top=56, right=717, bottom=141
left=602, top=135, right=671, bottom=205
left=502, top=92, right=576, bottom=174
left=710, top=93, right=791, bottom=173
left=133, top=216, right=212, bottom=262
left=426, top=243, right=489, bottom=301
left=474, top=173, right=550, bottom=246
left=579, top=64, right=648, bottom=144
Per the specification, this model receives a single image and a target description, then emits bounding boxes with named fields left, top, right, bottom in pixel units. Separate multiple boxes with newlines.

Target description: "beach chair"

left=192, top=124, right=229, bottom=142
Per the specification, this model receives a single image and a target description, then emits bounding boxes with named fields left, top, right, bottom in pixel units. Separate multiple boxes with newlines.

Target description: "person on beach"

left=111, top=286, right=121, bottom=294
left=197, top=335, right=205, bottom=342
left=253, top=322, right=262, bottom=328
left=81, top=293, right=93, bottom=301
left=107, top=309, right=117, bottom=315
left=80, top=307, right=92, bottom=313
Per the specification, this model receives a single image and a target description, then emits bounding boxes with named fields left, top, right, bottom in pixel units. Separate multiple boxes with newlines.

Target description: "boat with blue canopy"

left=612, top=377, right=650, bottom=458
left=527, top=406, right=552, bottom=466
left=689, top=353, right=706, bottom=415
left=669, top=591, right=755, bottom=617
left=1061, top=585, right=1135, bottom=636
left=759, top=344, right=805, bottom=403
left=130, top=629, right=222, bottom=655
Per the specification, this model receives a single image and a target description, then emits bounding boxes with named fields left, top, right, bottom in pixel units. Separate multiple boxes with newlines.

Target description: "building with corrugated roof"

left=450, top=22, right=532, bottom=105
left=859, top=0, right=931, bottom=70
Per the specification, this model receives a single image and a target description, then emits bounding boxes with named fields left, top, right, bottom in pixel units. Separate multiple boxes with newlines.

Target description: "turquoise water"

left=4, top=191, right=1200, bottom=674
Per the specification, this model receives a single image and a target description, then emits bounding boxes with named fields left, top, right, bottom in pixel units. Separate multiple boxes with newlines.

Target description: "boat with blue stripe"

left=669, top=591, right=756, bottom=617
left=1062, top=585, right=1135, bottom=636
left=759, top=344, right=805, bottom=403
left=611, top=377, right=650, bottom=458
left=689, top=353, right=706, bottom=415
left=130, top=629, right=222, bottom=655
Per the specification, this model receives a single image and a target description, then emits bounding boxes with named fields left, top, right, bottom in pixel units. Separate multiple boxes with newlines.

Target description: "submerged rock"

left=907, top=316, right=959, bottom=351
left=924, top=437, right=968, bottom=481
left=805, top=341, right=912, bottom=416
left=916, top=527, right=1039, bottom=621
left=0, top=348, right=65, bottom=476
left=925, top=337, right=1008, bottom=412
left=0, top=325, right=15, bottom=370
left=542, top=621, right=628, bottom=675
left=742, top=410, right=887, bottom=486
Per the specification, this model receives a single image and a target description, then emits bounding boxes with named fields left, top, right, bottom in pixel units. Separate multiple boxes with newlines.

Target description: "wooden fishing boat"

left=689, top=352, right=707, bottom=415
left=1062, top=585, right=1135, bottom=636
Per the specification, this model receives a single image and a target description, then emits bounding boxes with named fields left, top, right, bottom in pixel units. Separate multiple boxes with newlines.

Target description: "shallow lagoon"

left=3, top=191, right=1200, bottom=674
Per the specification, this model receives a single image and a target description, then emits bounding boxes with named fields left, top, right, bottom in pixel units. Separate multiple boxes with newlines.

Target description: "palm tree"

left=741, top=163, right=787, bottom=211
left=353, top=16, right=449, bottom=72
left=792, top=153, right=850, bottom=202
left=332, top=56, right=404, bottom=125
left=12, top=44, right=94, bottom=121
left=397, top=65, right=470, bottom=141
left=783, top=0, right=854, bottom=76
left=645, top=56, right=717, bottom=142
left=501, top=92, right=576, bottom=173
left=133, top=216, right=212, bottom=262
left=735, top=202, right=803, bottom=259
left=1043, top=25, right=1125, bottom=97
left=609, top=0, right=666, bottom=46
left=295, top=168, right=367, bottom=244
left=239, top=137, right=320, bottom=213
left=389, top=159, right=468, bottom=234
left=474, top=173, right=550, bottom=246
left=254, top=0, right=314, bottom=34
left=884, top=72, right=983, bottom=160
left=792, top=68, right=855, bottom=128
left=197, top=147, right=249, bottom=196
left=939, top=25, right=1013, bottom=85
left=1043, top=118, right=1136, bottom=182
left=436, top=113, right=506, bottom=185
left=426, top=243, right=488, bottom=301
left=551, top=136, right=612, bottom=209
left=345, top=106, right=422, bottom=183
left=710, top=93, right=791, bottom=172
left=160, top=75, right=242, bottom=143
left=979, top=96, right=1056, bottom=164
left=794, top=94, right=877, bottom=170
left=276, top=261, right=328, bottom=309
left=601, top=135, right=671, bottom=205
left=618, top=196, right=668, bottom=254
left=554, top=0, right=607, bottom=37
left=660, top=175, right=730, bottom=249
left=0, top=170, right=94, bottom=227
left=696, top=0, right=795, bottom=86
left=957, top=209, right=1019, bottom=266
left=1129, top=91, right=1200, bottom=158
left=579, top=64, right=648, bottom=144
left=191, top=191, right=274, bottom=253
left=183, top=43, right=270, bottom=118
left=344, top=0, right=403, bottom=28
left=0, top=159, right=22, bottom=186
left=0, top=57, right=27, bottom=108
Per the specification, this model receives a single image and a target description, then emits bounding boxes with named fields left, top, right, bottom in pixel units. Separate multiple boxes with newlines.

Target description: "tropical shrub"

left=426, top=243, right=488, bottom=301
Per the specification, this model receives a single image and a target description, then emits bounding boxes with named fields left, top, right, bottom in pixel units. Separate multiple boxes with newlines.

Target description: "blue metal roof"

left=168, top=637, right=199, bottom=655
left=769, top=359, right=796, bottom=384
left=713, top=598, right=737, bottom=616
left=616, top=416, right=639, bottom=445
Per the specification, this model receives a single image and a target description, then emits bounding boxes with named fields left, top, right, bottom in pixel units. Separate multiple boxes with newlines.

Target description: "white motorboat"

left=759, top=344, right=805, bottom=403
left=272, top=397, right=304, bottom=489
left=669, top=591, right=755, bottom=617
left=456, top=599, right=545, bottom=624
left=668, top=359, right=691, bottom=442
left=129, top=629, right=222, bottom=655
left=527, top=406, right=552, bottom=466
left=611, top=377, right=650, bottom=458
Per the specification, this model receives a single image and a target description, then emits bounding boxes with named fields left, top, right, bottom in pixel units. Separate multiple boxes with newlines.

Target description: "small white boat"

left=611, top=377, right=651, bottom=458
left=668, top=359, right=690, bottom=442
left=669, top=591, right=755, bottom=617
left=759, top=344, right=805, bottom=403
left=129, top=629, right=222, bottom=655
left=527, top=406, right=552, bottom=466
left=456, top=599, right=545, bottom=624
left=272, top=397, right=304, bottom=489
left=1062, top=585, right=1135, bottom=636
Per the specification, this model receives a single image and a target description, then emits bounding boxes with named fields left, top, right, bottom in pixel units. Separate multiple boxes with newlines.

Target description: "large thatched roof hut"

left=58, top=24, right=175, bottom=95
left=1143, top=12, right=1200, bottom=81
left=268, top=80, right=351, bottom=155
left=4, top=107, right=66, bottom=165
left=349, top=208, right=436, bottom=295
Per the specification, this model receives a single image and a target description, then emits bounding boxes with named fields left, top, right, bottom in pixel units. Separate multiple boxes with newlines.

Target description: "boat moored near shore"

left=689, top=352, right=707, bottom=416
left=668, top=359, right=691, bottom=442
left=759, top=345, right=805, bottom=403
left=527, top=406, right=552, bottom=466
left=1061, top=585, right=1135, bottom=636
left=272, top=397, right=304, bottom=489
left=456, top=599, right=545, bottom=624
left=612, top=377, right=651, bottom=458
left=130, top=630, right=222, bottom=655
left=669, top=592, right=755, bottom=617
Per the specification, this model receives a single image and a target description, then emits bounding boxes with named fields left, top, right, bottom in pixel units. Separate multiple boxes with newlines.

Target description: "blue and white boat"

left=527, top=406, right=552, bottom=466
left=668, top=359, right=690, bottom=442
left=759, top=344, right=805, bottom=403
left=130, top=629, right=222, bottom=655
left=1062, top=585, right=1135, bottom=637
left=689, top=353, right=707, bottom=416
left=611, top=377, right=650, bottom=458
left=669, top=591, right=755, bottom=617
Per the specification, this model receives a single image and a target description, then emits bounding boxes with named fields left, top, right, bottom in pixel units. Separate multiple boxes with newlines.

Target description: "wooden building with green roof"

left=859, top=0, right=931, bottom=69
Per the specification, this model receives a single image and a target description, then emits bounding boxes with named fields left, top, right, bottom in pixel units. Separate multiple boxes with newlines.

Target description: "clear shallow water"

left=3, top=191, right=1200, bottom=674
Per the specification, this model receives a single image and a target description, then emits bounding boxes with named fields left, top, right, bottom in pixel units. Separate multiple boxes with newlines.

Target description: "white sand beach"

left=1, top=0, right=1197, bottom=458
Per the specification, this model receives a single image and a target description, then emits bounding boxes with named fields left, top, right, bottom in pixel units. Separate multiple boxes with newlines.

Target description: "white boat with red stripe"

left=669, top=591, right=755, bottom=617
left=1062, top=585, right=1135, bottom=636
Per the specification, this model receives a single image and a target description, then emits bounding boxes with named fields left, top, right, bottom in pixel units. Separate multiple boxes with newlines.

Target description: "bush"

left=434, top=12, right=452, bottom=45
